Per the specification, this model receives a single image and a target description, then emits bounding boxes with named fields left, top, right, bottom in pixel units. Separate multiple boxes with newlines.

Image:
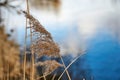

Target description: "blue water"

left=53, top=25, right=120, bottom=80
left=80, top=28, right=120, bottom=80
left=18, top=24, right=120, bottom=80
left=2, top=0, right=120, bottom=80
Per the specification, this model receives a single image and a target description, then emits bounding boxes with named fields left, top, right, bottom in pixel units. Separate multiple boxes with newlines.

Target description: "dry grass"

left=23, top=11, right=52, bottom=39
left=0, top=0, right=81, bottom=79
left=35, top=60, right=63, bottom=75
left=0, top=26, right=20, bottom=80
left=23, top=0, right=72, bottom=79
left=23, top=11, right=63, bottom=80
left=0, top=11, right=80, bottom=80
left=32, top=38, right=60, bottom=57
left=0, top=26, right=38, bottom=80
left=23, top=11, right=60, bottom=58
left=23, top=10, right=73, bottom=80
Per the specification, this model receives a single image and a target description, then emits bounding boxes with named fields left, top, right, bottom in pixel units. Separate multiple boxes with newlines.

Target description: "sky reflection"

left=5, top=0, right=120, bottom=55
left=2, top=0, right=120, bottom=80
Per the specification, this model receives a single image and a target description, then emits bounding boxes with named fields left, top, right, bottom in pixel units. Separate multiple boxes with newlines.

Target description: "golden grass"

left=0, top=26, right=21, bottom=80
left=22, top=9, right=75, bottom=80
left=35, top=60, right=63, bottom=75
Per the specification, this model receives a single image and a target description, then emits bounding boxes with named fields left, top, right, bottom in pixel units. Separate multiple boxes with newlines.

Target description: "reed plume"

left=35, top=60, right=63, bottom=75
left=32, top=38, right=60, bottom=57
left=23, top=11, right=60, bottom=58
left=23, top=11, right=71, bottom=80
left=23, top=11, right=52, bottom=39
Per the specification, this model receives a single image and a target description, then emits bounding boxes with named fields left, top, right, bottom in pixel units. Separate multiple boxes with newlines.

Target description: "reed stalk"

left=23, top=17, right=27, bottom=80
left=52, top=74, right=56, bottom=80
left=43, top=75, right=46, bottom=80
left=59, top=55, right=71, bottom=80
left=26, top=0, right=35, bottom=80
left=58, top=54, right=82, bottom=80
left=23, top=0, right=30, bottom=80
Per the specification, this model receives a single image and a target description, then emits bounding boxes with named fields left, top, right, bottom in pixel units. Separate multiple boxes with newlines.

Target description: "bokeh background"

left=1, top=0, right=120, bottom=80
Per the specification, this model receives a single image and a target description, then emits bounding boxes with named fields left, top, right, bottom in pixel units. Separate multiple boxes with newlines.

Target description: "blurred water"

left=5, top=0, right=120, bottom=80
left=84, top=28, right=120, bottom=80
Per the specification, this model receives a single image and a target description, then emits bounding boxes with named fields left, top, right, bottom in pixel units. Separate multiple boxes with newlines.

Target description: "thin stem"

left=26, top=0, right=30, bottom=13
left=52, top=74, right=56, bottom=80
left=7, top=62, right=9, bottom=80
left=31, top=48, right=35, bottom=80
left=23, top=0, right=30, bottom=80
left=43, top=75, right=46, bottom=80
left=59, top=55, right=71, bottom=80
left=58, top=54, right=82, bottom=80
left=36, top=76, right=44, bottom=80
left=36, top=72, right=52, bottom=80
left=25, top=0, right=35, bottom=80
left=23, top=13, right=28, bottom=80
left=1, top=43, right=5, bottom=80
left=30, top=13, right=35, bottom=80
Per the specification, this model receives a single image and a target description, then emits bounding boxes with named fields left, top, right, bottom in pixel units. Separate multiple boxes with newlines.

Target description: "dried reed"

left=23, top=11, right=52, bottom=39
left=36, top=60, right=63, bottom=75
left=23, top=11, right=60, bottom=58
left=58, top=54, right=83, bottom=80
left=0, top=26, right=21, bottom=80
left=32, top=39, right=60, bottom=57
left=23, top=0, right=35, bottom=80
left=23, top=11, right=71, bottom=80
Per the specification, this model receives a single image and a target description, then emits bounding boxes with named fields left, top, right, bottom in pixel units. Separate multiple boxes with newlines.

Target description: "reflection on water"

left=85, top=27, right=120, bottom=80
left=5, top=0, right=120, bottom=80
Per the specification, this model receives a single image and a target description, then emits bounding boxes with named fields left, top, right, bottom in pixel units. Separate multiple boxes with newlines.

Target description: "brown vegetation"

left=0, top=0, right=75, bottom=80
left=23, top=11, right=63, bottom=80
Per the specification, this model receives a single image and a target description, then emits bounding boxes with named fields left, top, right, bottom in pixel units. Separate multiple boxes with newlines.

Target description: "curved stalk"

left=58, top=54, right=83, bottom=80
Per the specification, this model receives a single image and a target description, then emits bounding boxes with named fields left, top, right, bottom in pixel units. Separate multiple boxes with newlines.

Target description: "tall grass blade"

left=58, top=54, right=84, bottom=80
